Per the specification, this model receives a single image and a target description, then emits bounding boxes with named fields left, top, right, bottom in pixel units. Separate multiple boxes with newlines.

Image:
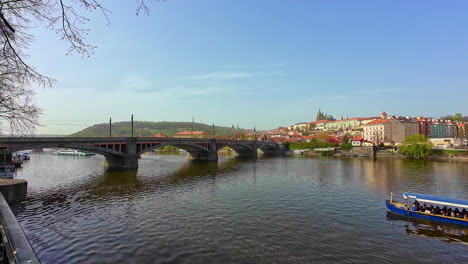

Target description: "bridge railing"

left=0, top=193, right=40, bottom=264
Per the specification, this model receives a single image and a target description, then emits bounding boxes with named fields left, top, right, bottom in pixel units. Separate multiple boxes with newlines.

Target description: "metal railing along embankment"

left=0, top=193, right=40, bottom=264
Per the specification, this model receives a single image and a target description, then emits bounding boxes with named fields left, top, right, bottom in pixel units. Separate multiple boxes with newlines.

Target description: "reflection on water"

left=387, top=212, right=468, bottom=244
left=13, top=152, right=468, bottom=264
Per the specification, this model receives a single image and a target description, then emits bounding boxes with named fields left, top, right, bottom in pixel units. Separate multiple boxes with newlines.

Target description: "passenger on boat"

left=441, top=207, right=447, bottom=216
left=441, top=206, right=447, bottom=215
left=464, top=214, right=468, bottom=221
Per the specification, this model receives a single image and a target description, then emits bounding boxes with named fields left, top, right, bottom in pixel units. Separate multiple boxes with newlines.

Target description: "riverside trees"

left=0, top=0, right=159, bottom=133
left=398, top=134, right=433, bottom=158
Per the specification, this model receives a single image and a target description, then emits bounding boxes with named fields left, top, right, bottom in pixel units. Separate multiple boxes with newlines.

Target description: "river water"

left=13, top=151, right=468, bottom=263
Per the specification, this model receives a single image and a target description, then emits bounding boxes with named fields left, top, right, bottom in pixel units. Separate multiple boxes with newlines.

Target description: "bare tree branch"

left=0, top=0, right=162, bottom=134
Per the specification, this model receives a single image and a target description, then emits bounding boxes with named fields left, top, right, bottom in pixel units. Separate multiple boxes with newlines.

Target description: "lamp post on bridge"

left=131, top=114, right=134, bottom=138
left=212, top=123, right=215, bottom=138
left=254, top=125, right=257, bottom=141
left=109, top=118, right=112, bottom=138
left=191, top=116, right=194, bottom=139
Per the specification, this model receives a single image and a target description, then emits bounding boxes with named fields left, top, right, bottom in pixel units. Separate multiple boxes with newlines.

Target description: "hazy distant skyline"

left=24, top=0, right=468, bottom=134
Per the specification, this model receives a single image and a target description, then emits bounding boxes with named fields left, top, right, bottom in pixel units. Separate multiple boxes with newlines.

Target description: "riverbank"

left=285, top=148, right=468, bottom=161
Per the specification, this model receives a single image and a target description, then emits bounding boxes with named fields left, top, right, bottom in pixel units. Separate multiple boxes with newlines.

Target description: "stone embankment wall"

left=350, top=147, right=374, bottom=156
left=376, top=150, right=406, bottom=158
left=0, top=179, right=28, bottom=205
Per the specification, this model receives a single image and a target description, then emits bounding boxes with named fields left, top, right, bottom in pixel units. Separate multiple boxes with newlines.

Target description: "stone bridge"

left=0, top=137, right=284, bottom=169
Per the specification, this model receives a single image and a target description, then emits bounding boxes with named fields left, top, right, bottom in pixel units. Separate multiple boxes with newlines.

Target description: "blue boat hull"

left=386, top=200, right=468, bottom=227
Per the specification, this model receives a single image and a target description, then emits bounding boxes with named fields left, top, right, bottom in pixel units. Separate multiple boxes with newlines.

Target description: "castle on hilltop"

left=316, top=108, right=335, bottom=121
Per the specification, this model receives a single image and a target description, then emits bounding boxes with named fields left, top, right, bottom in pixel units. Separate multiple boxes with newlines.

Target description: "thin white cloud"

left=120, top=74, right=153, bottom=93
left=187, top=71, right=254, bottom=81
left=358, top=88, right=405, bottom=95
left=270, top=61, right=290, bottom=67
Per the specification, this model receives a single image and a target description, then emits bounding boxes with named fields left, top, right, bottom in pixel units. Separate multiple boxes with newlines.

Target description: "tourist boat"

left=53, top=150, right=96, bottom=156
left=0, top=164, right=15, bottom=179
left=386, top=192, right=468, bottom=226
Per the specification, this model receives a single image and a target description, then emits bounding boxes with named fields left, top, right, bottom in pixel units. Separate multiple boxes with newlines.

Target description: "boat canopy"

left=403, top=192, right=468, bottom=209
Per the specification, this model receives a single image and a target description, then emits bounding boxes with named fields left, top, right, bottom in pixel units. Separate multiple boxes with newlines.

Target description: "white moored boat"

left=53, top=150, right=96, bottom=156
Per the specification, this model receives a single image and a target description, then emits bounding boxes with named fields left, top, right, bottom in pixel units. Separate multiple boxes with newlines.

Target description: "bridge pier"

left=105, top=155, right=138, bottom=170
left=105, top=138, right=139, bottom=170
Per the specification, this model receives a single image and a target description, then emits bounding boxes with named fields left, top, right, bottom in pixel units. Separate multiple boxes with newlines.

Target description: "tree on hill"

left=453, top=113, right=463, bottom=122
left=0, top=0, right=160, bottom=132
left=439, top=113, right=466, bottom=122
left=71, top=121, right=233, bottom=137
left=398, top=134, right=433, bottom=158
left=317, top=132, right=330, bottom=143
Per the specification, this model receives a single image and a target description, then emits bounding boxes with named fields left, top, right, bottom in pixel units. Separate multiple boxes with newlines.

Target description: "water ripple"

left=13, top=154, right=468, bottom=263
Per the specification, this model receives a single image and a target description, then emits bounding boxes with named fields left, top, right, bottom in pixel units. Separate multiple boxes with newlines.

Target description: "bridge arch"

left=217, top=142, right=257, bottom=158
left=257, top=143, right=285, bottom=156
left=0, top=143, right=126, bottom=158
left=137, top=142, right=210, bottom=156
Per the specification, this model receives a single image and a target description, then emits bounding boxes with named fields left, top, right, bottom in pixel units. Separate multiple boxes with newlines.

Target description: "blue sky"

left=28, top=0, right=468, bottom=134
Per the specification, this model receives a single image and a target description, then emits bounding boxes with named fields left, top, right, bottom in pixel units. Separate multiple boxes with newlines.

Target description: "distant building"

left=316, top=108, right=335, bottom=121
left=401, top=119, right=419, bottom=138
left=429, top=138, right=455, bottom=149
left=173, top=131, right=206, bottom=138
left=416, top=117, right=432, bottom=137
left=308, top=120, right=329, bottom=131
left=351, top=135, right=365, bottom=147
left=325, top=116, right=380, bottom=131
left=431, top=122, right=458, bottom=138
left=289, top=122, right=309, bottom=131
left=363, top=118, right=406, bottom=144
left=153, top=133, right=168, bottom=138
left=363, top=113, right=421, bottom=145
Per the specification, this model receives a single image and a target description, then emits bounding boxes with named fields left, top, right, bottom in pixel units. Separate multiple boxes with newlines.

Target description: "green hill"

left=71, top=121, right=234, bottom=137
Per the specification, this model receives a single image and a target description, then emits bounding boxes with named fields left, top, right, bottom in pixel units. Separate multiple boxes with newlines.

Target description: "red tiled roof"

left=365, top=119, right=390, bottom=125
left=271, top=137, right=285, bottom=142
left=351, top=135, right=363, bottom=141
left=302, top=135, right=319, bottom=139
left=175, top=131, right=205, bottom=135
